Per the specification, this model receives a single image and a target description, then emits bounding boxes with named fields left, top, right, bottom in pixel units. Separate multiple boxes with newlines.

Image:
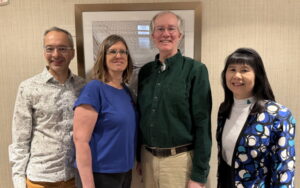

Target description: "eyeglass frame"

left=153, top=26, right=179, bottom=34
left=44, top=46, right=73, bottom=54
left=106, top=49, right=128, bottom=56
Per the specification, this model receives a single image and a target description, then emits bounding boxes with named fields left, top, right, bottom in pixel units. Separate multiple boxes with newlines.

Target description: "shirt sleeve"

left=270, top=107, right=296, bottom=186
left=189, top=63, right=212, bottom=183
left=9, top=83, right=33, bottom=188
left=74, top=80, right=102, bottom=113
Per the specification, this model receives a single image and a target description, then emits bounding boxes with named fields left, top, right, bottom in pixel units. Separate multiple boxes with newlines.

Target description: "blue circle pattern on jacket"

left=217, top=100, right=296, bottom=188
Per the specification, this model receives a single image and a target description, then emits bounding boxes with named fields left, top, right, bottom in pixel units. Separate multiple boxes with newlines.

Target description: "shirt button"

left=156, top=83, right=161, bottom=86
left=154, top=96, right=158, bottom=100
left=150, top=123, right=154, bottom=127
left=152, top=109, right=156, bottom=112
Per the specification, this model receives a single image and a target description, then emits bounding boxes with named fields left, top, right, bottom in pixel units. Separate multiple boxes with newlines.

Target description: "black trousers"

left=218, top=158, right=234, bottom=188
left=93, top=170, right=132, bottom=188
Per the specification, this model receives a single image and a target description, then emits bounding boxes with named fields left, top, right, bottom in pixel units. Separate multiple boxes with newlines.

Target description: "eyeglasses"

left=106, top=49, right=128, bottom=56
left=44, top=46, right=73, bottom=54
left=154, top=26, right=178, bottom=34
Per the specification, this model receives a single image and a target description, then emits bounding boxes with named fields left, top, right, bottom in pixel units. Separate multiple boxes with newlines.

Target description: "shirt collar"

left=233, top=97, right=255, bottom=106
left=41, top=66, right=74, bottom=83
left=154, top=50, right=182, bottom=70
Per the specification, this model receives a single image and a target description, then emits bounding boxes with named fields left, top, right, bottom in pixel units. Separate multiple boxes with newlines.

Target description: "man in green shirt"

left=137, top=11, right=212, bottom=188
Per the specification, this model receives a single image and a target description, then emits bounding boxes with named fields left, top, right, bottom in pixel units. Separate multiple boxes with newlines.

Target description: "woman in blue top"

left=73, top=35, right=137, bottom=188
left=217, top=48, right=296, bottom=187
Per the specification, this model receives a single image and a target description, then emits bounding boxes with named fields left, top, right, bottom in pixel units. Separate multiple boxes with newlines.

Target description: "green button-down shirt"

left=137, top=51, right=212, bottom=183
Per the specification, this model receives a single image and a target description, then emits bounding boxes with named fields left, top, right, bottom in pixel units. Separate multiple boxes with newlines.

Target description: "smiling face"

left=225, top=63, right=255, bottom=99
left=43, top=31, right=74, bottom=76
left=151, top=13, right=182, bottom=57
left=105, top=41, right=128, bottom=75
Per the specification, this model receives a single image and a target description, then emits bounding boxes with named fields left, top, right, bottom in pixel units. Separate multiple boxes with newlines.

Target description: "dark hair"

left=92, top=34, right=133, bottom=83
left=44, top=26, right=74, bottom=48
left=219, top=48, right=275, bottom=118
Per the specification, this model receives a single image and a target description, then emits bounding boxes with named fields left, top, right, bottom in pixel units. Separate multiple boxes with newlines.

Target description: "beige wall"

left=0, top=0, right=299, bottom=187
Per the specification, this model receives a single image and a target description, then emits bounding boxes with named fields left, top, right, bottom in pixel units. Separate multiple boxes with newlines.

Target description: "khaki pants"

left=26, top=178, right=76, bottom=188
left=141, top=147, right=193, bottom=188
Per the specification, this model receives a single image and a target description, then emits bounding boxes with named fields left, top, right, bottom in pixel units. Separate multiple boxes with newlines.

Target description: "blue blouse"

left=74, top=80, right=137, bottom=173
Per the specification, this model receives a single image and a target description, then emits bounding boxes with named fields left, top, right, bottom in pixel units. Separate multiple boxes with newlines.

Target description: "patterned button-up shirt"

left=9, top=68, right=85, bottom=188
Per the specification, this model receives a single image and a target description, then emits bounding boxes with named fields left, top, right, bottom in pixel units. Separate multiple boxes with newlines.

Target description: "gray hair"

left=43, top=26, right=74, bottom=48
left=150, top=11, right=184, bottom=34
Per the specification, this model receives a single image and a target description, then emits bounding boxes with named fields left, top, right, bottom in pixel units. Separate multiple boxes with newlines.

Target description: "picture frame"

left=74, top=2, right=202, bottom=92
left=0, top=0, right=9, bottom=6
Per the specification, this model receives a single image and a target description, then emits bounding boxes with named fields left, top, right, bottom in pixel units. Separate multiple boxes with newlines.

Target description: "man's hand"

left=188, top=180, right=206, bottom=188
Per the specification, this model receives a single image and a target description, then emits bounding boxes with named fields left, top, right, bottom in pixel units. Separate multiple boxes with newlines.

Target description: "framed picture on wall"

left=74, top=2, right=202, bottom=93
left=0, top=0, right=9, bottom=6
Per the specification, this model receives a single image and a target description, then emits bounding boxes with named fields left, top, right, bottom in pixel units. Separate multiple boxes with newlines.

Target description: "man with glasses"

left=9, top=27, right=85, bottom=188
left=137, top=11, right=212, bottom=188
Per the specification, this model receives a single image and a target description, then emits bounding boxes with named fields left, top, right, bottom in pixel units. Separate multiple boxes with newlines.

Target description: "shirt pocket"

left=165, top=81, right=189, bottom=105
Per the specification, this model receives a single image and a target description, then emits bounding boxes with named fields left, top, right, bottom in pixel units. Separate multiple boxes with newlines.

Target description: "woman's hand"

left=136, top=162, right=143, bottom=176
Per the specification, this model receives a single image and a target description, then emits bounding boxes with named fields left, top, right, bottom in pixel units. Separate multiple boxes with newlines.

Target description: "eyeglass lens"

left=44, top=46, right=72, bottom=53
